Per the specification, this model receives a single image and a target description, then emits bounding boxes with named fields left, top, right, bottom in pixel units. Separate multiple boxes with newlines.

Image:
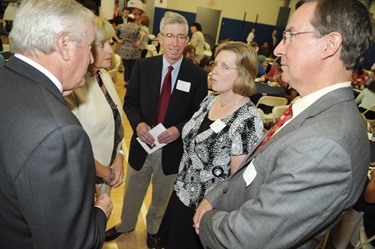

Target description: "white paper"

left=243, top=159, right=257, bottom=186
left=176, top=80, right=191, bottom=92
left=210, top=119, right=226, bottom=133
left=136, top=123, right=167, bottom=154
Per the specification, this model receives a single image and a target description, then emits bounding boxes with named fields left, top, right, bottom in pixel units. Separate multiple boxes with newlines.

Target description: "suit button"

left=223, top=188, right=227, bottom=193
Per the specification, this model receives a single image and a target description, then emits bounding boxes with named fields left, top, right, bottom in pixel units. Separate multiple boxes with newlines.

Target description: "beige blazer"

left=65, top=69, right=124, bottom=168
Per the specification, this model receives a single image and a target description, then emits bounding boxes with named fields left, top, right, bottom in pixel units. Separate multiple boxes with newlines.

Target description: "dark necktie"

left=256, top=104, right=293, bottom=152
left=156, top=66, right=173, bottom=124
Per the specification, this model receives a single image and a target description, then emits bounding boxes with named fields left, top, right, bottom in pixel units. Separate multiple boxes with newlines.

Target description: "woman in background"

left=189, top=22, right=205, bottom=62
left=183, top=44, right=197, bottom=63
left=352, top=66, right=367, bottom=89
left=139, top=15, right=150, bottom=58
left=65, top=16, right=125, bottom=195
left=265, top=57, right=282, bottom=82
left=157, top=41, right=263, bottom=249
left=356, top=80, right=375, bottom=119
left=115, top=13, right=145, bottom=86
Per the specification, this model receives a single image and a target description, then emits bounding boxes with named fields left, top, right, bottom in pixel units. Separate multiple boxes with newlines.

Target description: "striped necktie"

left=256, top=104, right=293, bottom=152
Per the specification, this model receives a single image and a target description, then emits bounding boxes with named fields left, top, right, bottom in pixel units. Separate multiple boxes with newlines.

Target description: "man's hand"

left=193, top=198, right=213, bottom=234
left=136, top=122, right=155, bottom=146
left=95, top=193, right=113, bottom=219
left=157, top=126, right=180, bottom=144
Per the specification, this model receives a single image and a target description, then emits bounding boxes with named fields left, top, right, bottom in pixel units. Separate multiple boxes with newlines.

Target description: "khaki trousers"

left=116, top=149, right=177, bottom=234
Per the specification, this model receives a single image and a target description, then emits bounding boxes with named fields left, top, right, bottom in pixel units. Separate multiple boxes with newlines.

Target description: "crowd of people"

left=1, top=0, right=375, bottom=249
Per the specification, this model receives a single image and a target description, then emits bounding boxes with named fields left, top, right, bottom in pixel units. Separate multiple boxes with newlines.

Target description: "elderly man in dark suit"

left=105, top=11, right=208, bottom=248
left=0, top=0, right=113, bottom=248
left=193, top=0, right=375, bottom=248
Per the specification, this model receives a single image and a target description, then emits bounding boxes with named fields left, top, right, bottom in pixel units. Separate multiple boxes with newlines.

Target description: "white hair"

left=9, top=0, right=94, bottom=56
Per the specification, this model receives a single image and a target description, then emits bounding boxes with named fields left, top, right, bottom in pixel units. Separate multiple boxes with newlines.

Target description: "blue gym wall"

left=153, top=7, right=375, bottom=69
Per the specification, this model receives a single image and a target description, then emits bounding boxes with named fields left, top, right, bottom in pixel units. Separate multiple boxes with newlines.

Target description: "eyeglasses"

left=282, top=31, right=316, bottom=45
left=209, top=61, right=237, bottom=72
left=161, top=33, right=187, bottom=43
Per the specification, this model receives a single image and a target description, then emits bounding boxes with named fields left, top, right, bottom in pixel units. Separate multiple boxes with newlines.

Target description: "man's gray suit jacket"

left=0, top=57, right=107, bottom=249
left=199, top=86, right=370, bottom=249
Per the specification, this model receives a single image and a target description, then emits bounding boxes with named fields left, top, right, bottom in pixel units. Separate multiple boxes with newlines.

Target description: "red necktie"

left=256, top=104, right=293, bottom=152
left=156, top=66, right=173, bottom=124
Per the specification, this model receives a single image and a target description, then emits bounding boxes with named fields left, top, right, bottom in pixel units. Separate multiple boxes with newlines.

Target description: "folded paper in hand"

left=136, top=123, right=167, bottom=154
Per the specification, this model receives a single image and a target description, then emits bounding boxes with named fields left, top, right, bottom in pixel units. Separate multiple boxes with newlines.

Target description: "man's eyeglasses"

left=209, top=61, right=237, bottom=72
left=282, top=31, right=316, bottom=45
left=161, top=33, right=187, bottom=43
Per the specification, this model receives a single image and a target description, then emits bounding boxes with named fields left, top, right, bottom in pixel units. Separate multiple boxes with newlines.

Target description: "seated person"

left=183, top=44, right=198, bottom=64
left=199, top=56, right=214, bottom=90
left=257, top=62, right=266, bottom=78
left=356, top=80, right=375, bottom=119
left=278, top=77, right=299, bottom=103
left=352, top=66, right=367, bottom=89
left=265, top=57, right=282, bottom=82
left=199, top=55, right=213, bottom=73
left=258, top=41, right=270, bottom=58
left=249, top=41, right=259, bottom=53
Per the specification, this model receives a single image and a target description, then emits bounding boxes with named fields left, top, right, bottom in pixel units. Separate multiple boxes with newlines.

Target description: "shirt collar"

left=291, top=82, right=351, bottom=119
left=162, top=55, right=183, bottom=72
left=15, top=53, right=63, bottom=93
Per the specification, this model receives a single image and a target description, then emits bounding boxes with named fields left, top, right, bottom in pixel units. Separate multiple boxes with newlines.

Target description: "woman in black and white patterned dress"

left=157, top=41, right=264, bottom=249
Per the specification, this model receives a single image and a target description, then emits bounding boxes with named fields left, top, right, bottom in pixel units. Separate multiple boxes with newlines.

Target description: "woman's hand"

left=109, top=152, right=125, bottom=188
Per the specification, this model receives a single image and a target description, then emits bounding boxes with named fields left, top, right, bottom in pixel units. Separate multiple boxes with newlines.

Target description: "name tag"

left=210, top=119, right=226, bottom=133
left=176, top=80, right=191, bottom=92
left=243, top=159, right=257, bottom=186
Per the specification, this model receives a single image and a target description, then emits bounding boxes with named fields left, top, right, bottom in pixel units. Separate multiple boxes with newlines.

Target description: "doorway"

left=195, top=7, right=221, bottom=49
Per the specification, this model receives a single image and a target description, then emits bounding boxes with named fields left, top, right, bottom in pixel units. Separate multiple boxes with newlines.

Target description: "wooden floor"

left=103, top=71, right=152, bottom=249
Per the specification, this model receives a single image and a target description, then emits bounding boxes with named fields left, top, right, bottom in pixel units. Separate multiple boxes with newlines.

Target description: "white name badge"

left=243, top=159, right=257, bottom=186
left=210, top=119, right=226, bottom=133
left=176, top=80, right=191, bottom=92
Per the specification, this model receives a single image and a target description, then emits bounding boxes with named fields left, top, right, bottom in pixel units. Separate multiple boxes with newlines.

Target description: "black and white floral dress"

left=158, top=93, right=263, bottom=249
left=175, top=93, right=264, bottom=209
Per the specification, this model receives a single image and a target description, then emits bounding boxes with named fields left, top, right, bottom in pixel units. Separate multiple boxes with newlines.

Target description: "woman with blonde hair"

left=65, top=16, right=125, bottom=195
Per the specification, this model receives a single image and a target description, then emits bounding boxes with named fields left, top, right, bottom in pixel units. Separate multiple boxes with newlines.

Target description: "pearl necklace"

left=220, top=95, right=245, bottom=107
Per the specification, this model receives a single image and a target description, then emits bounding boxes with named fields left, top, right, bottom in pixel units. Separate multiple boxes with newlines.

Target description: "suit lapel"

left=149, top=56, right=164, bottom=113
left=236, top=87, right=355, bottom=175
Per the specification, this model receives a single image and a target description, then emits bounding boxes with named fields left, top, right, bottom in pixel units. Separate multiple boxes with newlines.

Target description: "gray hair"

left=296, top=0, right=375, bottom=71
left=159, top=12, right=188, bottom=35
left=9, top=0, right=94, bottom=56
